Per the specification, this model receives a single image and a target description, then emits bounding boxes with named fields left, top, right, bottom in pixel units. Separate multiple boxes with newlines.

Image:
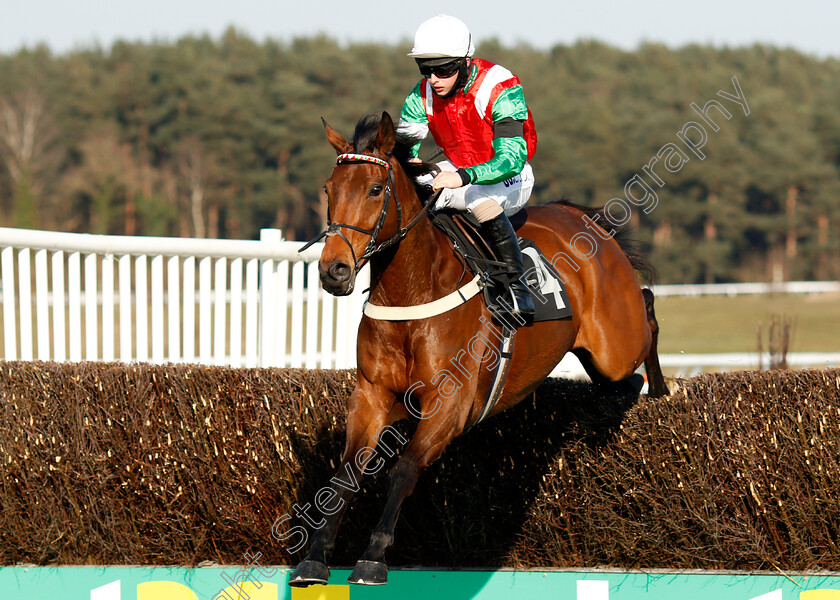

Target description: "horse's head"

left=315, top=111, right=406, bottom=296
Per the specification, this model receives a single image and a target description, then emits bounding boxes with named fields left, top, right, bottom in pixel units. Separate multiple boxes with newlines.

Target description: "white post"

left=102, top=254, right=115, bottom=361
left=85, top=253, right=98, bottom=360
left=151, top=254, right=164, bottom=363
left=182, top=256, right=196, bottom=363
left=68, top=252, right=82, bottom=361
left=1, top=247, right=17, bottom=360
left=17, top=248, right=33, bottom=360
left=213, top=257, right=227, bottom=365
left=167, top=256, right=181, bottom=363
left=229, top=257, right=243, bottom=367
left=199, top=256, right=212, bottom=364
left=274, top=260, right=289, bottom=366
left=52, top=251, right=66, bottom=362
left=290, top=260, right=305, bottom=368
left=118, top=254, right=132, bottom=361
left=35, top=249, right=50, bottom=360
left=259, top=229, right=283, bottom=367
left=305, top=261, right=320, bottom=368
left=244, top=258, right=259, bottom=367
left=135, top=255, right=148, bottom=362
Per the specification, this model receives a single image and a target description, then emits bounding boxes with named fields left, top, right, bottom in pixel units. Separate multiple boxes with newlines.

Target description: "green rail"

left=1, top=567, right=839, bottom=600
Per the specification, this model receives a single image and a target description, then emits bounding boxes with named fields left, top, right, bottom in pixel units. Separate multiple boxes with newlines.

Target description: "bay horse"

left=289, top=111, right=668, bottom=586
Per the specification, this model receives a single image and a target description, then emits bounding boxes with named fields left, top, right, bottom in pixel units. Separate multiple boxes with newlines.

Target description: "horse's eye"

left=369, top=184, right=383, bottom=197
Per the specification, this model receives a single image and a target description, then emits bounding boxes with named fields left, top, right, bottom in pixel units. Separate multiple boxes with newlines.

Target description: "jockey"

left=396, top=14, right=537, bottom=321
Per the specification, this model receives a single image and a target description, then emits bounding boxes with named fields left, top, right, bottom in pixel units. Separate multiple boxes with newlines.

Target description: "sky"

left=1, top=0, right=838, bottom=59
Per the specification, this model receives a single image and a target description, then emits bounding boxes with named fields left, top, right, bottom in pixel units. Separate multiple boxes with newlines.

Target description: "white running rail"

left=2, top=226, right=838, bottom=377
left=651, top=281, right=840, bottom=296
left=549, top=352, right=840, bottom=380
left=0, top=227, right=369, bottom=368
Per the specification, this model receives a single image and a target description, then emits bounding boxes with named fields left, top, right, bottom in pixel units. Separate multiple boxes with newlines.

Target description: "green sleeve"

left=396, top=82, right=428, bottom=159
left=463, top=85, right=529, bottom=185
left=491, top=85, right=529, bottom=122
left=464, top=137, right=527, bottom=185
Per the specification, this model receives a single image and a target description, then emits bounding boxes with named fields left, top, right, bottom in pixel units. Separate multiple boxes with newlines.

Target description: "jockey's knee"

left=470, top=198, right=504, bottom=222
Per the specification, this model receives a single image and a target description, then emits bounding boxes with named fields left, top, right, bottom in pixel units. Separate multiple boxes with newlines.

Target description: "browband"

left=336, top=153, right=390, bottom=170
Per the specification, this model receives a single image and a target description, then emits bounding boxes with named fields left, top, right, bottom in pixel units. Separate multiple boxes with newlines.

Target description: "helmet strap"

left=455, top=56, right=472, bottom=91
left=435, top=57, right=471, bottom=99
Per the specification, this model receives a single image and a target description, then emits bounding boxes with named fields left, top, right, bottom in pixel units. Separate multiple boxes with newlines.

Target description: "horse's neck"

left=367, top=206, right=458, bottom=308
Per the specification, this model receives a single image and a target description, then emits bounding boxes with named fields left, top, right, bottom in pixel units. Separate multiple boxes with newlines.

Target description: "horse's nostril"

left=328, top=262, right=351, bottom=282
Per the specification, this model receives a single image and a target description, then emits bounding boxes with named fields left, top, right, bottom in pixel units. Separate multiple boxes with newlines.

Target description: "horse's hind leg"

left=572, top=348, right=645, bottom=396
left=642, top=288, right=669, bottom=397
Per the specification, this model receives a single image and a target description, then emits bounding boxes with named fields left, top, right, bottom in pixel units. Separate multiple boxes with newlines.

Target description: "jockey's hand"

left=432, top=171, right=464, bottom=191
left=408, top=157, right=422, bottom=163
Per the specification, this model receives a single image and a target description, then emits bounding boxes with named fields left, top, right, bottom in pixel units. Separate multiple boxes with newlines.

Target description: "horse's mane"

left=547, top=199, right=657, bottom=285
left=351, top=112, right=383, bottom=154
left=353, top=111, right=437, bottom=202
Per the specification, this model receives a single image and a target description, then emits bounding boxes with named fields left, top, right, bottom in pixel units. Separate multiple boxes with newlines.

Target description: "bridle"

left=299, top=152, right=436, bottom=273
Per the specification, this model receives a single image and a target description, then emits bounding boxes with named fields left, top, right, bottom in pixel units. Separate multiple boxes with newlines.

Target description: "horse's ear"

left=377, top=111, right=395, bottom=156
left=323, top=117, right=352, bottom=155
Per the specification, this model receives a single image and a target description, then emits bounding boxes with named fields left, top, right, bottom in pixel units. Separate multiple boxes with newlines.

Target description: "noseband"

left=299, top=153, right=435, bottom=273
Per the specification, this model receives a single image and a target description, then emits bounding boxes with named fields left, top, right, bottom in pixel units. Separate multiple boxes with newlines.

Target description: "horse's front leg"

left=289, top=382, right=396, bottom=587
left=348, top=394, right=466, bottom=585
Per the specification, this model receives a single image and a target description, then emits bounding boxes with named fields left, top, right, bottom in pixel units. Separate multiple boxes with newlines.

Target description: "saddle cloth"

left=431, top=209, right=573, bottom=322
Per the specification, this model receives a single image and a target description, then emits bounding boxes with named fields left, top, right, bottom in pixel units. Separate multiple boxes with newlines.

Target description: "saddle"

left=430, top=209, right=573, bottom=323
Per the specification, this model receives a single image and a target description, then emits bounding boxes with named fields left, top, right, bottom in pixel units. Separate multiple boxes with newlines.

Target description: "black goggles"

left=417, top=59, right=462, bottom=79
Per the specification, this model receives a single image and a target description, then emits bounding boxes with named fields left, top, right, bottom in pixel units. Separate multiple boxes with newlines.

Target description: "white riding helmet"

left=408, top=14, right=475, bottom=59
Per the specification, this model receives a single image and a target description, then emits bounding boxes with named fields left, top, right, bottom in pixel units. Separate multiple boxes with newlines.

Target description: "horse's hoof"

left=288, top=560, right=330, bottom=587
left=347, top=559, right=388, bottom=585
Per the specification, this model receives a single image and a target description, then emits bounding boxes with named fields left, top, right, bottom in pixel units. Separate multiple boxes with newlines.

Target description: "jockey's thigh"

left=433, top=161, right=534, bottom=217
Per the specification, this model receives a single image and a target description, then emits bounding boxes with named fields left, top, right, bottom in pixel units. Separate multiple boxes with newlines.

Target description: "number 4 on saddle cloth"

left=431, top=209, right=573, bottom=324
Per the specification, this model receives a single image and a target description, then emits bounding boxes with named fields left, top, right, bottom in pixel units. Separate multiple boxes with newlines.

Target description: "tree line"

left=1, top=28, right=838, bottom=283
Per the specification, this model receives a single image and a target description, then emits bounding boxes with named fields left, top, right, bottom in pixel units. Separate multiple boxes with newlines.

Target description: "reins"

left=299, top=153, right=438, bottom=272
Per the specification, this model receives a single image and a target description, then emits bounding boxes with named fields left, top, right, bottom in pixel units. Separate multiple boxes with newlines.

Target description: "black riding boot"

left=480, top=213, right=536, bottom=323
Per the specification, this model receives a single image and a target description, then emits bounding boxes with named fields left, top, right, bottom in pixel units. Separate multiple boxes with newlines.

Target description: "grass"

left=654, top=292, right=840, bottom=354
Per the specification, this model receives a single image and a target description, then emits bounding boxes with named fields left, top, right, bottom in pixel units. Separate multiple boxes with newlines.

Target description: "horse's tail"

left=548, top=199, right=658, bottom=286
